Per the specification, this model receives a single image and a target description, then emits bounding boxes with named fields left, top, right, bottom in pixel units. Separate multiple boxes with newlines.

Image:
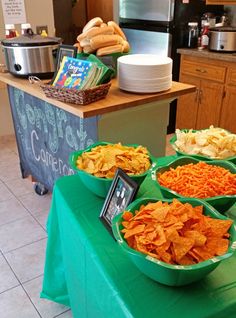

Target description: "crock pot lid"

left=2, top=34, right=62, bottom=47
left=210, top=26, right=236, bottom=32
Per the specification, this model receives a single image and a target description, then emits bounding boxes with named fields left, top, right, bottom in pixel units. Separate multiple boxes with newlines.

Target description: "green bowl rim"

left=170, top=128, right=236, bottom=162
left=69, top=141, right=154, bottom=181
left=151, top=156, right=236, bottom=202
left=112, top=197, right=236, bottom=271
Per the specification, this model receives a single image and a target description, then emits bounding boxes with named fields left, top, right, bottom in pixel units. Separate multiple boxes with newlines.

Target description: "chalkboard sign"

left=8, top=86, right=98, bottom=191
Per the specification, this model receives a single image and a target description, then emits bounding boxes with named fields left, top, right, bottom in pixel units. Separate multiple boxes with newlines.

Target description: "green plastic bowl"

left=112, top=197, right=236, bottom=286
left=69, top=141, right=153, bottom=198
left=170, top=129, right=236, bottom=165
left=152, top=156, right=236, bottom=213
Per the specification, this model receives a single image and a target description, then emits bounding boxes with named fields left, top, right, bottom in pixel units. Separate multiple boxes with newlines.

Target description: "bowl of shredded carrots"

left=112, top=197, right=236, bottom=286
left=169, top=127, right=236, bottom=164
left=152, top=156, right=236, bottom=213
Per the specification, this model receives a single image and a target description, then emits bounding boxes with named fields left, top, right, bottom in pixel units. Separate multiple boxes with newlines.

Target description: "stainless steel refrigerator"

left=114, top=0, right=224, bottom=133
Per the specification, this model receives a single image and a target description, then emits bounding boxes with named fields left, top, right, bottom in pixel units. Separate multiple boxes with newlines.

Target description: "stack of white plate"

left=117, top=54, right=173, bottom=93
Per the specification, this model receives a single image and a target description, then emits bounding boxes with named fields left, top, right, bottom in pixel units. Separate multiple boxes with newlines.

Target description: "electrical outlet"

left=36, top=25, right=48, bottom=35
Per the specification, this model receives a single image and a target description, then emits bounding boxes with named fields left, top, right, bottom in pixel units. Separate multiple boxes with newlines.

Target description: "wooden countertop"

left=0, top=73, right=195, bottom=118
left=177, top=48, right=236, bottom=63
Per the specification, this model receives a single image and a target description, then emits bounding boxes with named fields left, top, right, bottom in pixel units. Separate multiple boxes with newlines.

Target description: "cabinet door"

left=219, top=86, right=236, bottom=133
left=86, top=0, right=113, bottom=22
left=176, top=74, right=200, bottom=129
left=196, top=80, right=224, bottom=130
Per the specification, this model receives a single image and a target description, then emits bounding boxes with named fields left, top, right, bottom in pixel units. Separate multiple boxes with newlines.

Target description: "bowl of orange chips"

left=152, top=156, right=236, bottom=213
left=69, top=141, right=153, bottom=197
left=170, top=127, right=236, bottom=164
left=112, top=197, right=236, bottom=286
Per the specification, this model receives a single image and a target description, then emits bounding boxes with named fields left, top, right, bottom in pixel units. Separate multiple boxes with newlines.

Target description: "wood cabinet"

left=219, top=66, right=236, bottom=132
left=176, top=54, right=236, bottom=133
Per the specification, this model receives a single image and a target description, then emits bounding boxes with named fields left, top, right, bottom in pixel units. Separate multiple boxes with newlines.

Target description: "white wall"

left=0, top=0, right=55, bottom=136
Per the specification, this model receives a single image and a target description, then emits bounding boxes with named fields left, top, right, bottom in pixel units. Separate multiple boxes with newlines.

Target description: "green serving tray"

left=152, top=156, right=236, bottom=213
left=69, top=141, right=153, bottom=198
left=112, top=197, right=236, bottom=287
left=169, top=129, right=236, bottom=165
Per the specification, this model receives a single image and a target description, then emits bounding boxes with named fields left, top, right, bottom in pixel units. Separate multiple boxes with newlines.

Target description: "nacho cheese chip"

left=121, top=199, right=233, bottom=265
left=76, top=143, right=151, bottom=178
left=157, top=162, right=236, bottom=199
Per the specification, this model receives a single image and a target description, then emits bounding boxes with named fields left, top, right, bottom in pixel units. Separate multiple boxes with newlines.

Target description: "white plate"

left=119, top=82, right=172, bottom=93
left=118, top=54, right=173, bottom=67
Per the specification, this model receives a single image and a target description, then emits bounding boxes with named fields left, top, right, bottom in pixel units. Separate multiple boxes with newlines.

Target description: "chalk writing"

left=8, top=87, right=98, bottom=191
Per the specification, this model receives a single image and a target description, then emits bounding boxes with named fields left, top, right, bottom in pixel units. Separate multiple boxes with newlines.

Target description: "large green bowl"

left=169, top=129, right=236, bottom=165
left=112, top=197, right=236, bottom=286
left=69, top=141, right=153, bottom=198
left=152, top=156, right=236, bottom=213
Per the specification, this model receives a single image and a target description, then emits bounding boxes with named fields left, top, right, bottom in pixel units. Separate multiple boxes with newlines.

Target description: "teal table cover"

left=41, top=155, right=236, bottom=318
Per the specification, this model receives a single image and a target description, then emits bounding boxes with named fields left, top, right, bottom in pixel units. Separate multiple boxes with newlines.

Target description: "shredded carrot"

left=157, top=162, right=236, bottom=198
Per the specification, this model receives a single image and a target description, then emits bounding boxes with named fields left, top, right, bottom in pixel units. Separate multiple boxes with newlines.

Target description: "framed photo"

left=55, top=44, right=77, bottom=71
left=100, top=168, right=139, bottom=231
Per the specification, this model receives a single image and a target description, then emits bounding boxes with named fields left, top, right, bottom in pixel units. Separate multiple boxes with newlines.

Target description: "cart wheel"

left=34, top=182, right=48, bottom=196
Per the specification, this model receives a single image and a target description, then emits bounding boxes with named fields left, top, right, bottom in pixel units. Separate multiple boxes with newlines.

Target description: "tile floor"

left=0, top=134, right=175, bottom=318
left=0, top=135, right=72, bottom=318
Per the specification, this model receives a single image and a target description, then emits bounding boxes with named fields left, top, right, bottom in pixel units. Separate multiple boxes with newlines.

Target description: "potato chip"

left=76, top=143, right=151, bottom=178
left=174, top=126, right=236, bottom=159
left=121, top=199, right=233, bottom=265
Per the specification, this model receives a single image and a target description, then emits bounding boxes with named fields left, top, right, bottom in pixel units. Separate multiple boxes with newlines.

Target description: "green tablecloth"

left=41, top=155, right=236, bottom=318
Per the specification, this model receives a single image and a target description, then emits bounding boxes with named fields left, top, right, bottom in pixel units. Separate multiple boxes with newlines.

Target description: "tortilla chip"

left=120, top=199, right=233, bottom=265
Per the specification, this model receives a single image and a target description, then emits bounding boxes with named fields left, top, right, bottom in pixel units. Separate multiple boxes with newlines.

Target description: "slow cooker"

left=1, top=34, right=62, bottom=78
left=209, top=27, right=236, bottom=53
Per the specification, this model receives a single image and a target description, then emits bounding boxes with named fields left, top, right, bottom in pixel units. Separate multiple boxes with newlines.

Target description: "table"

left=41, top=156, right=236, bottom=318
left=0, top=73, right=195, bottom=191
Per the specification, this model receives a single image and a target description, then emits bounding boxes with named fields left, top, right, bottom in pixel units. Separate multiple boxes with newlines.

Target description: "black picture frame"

left=99, top=168, right=139, bottom=232
left=55, top=44, right=77, bottom=72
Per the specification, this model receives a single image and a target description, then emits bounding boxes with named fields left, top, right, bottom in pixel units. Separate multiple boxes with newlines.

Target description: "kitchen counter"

left=0, top=73, right=195, bottom=118
left=177, top=48, right=236, bottom=63
left=0, top=72, right=195, bottom=191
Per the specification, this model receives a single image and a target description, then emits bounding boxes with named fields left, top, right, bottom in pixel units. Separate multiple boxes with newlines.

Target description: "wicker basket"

left=40, top=82, right=111, bottom=105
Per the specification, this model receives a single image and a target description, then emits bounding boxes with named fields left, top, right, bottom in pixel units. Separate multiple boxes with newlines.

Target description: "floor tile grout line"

left=0, top=283, right=21, bottom=296
left=53, top=309, right=72, bottom=318
left=21, top=273, right=44, bottom=285
left=0, top=185, right=49, bottom=233
left=1, top=249, right=43, bottom=317
left=2, top=236, right=48, bottom=255
left=0, top=214, right=33, bottom=228
left=0, top=252, right=23, bottom=288
left=21, top=283, right=43, bottom=318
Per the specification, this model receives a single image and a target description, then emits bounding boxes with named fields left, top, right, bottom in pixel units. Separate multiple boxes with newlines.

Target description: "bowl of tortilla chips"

left=169, top=126, right=236, bottom=164
left=152, top=156, right=236, bottom=213
left=69, top=141, right=153, bottom=197
left=112, top=197, right=236, bottom=286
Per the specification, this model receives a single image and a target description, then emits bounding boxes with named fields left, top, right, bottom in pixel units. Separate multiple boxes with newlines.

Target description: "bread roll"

left=86, top=25, right=114, bottom=39
left=100, top=23, right=107, bottom=28
left=90, top=34, right=124, bottom=50
left=82, top=17, right=103, bottom=33
left=73, top=42, right=82, bottom=53
left=96, top=44, right=123, bottom=56
left=77, top=27, right=99, bottom=42
left=83, top=45, right=95, bottom=54
left=80, top=37, right=91, bottom=47
left=122, top=40, right=130, bottom=53
left=107, top=21, right=127, bottom=40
